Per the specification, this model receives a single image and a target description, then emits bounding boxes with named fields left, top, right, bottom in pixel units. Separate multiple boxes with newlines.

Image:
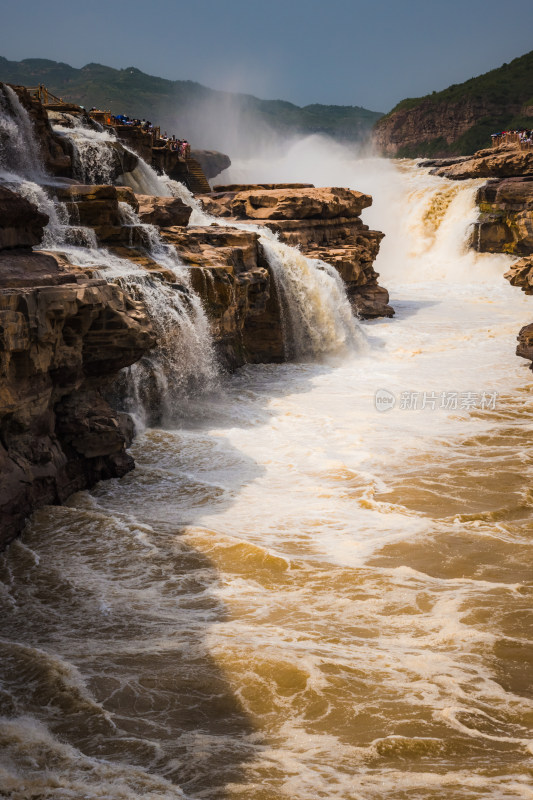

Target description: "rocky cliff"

left=472, top=176, right=533, bottom=255
left=373, top=49, right=533, bottom=157
left=373, top=97, right=505, bottom=158
left=0, top=188, right=156, bottom=547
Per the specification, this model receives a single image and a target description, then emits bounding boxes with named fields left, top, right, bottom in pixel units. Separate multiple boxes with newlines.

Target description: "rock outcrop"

left=373, top=97, right=502, bottom=158
left=161, top=225, right=284, bottom=368
left=0, top=188, right=156, bottom=547
left=202, top=185, right=393, bottom=319
left=137, top=194, right=192, bottom=228
left=6, top=84, right=72, bottom=176
left=0, top=186, right=49, bottom=249
left=446, top=145, right=533, bottom=372
left=190, top=150, right=231, bottom=180
left=429, top=146, right=533, bottom=181
left=373, top=50, right=533, bottom=158
left=472, top=177, right=533, bottom=254
left=504, top=257, right=533, bottom=371
left=0, top=85, right=390, bottom=545
left=504, top=256, right=533, bottom=294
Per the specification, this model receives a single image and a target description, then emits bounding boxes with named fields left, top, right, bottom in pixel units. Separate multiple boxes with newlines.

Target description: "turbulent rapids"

left=1, top=92, right=533, bottom=800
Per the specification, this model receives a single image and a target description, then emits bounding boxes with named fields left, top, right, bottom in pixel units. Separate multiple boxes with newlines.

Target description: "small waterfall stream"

left=0, top=84, right=45, bottom=181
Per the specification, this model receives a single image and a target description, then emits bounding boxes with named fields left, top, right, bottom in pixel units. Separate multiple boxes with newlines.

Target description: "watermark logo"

left=374, top=389, right=499, bottom=412
left=375, top=388, right=396, bottom=412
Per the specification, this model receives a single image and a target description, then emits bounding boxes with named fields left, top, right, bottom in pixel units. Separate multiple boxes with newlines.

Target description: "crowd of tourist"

left=89, top=109, right=190, bottom=157
left=490, top=128, right=533, bottom=149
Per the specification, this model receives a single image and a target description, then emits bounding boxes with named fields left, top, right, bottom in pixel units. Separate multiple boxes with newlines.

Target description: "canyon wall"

left=373, top=50, right=533, bottom=158
left=0, top=188, right=156, bottom=546
left=373, top=97, right=508, bottom=158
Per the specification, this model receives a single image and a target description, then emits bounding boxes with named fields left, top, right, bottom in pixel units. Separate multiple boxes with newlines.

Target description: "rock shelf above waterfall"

left=202, top=185, right=393, bottom=319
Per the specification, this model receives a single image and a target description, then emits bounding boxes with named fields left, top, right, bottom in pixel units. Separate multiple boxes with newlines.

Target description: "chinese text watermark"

left=374, top=389, right=498, bottom=413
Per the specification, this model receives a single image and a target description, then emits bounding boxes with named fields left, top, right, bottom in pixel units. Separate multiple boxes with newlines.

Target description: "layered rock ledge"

left=201, top=185, right=393, bottom=319
left=0, top=188, right=156, bottom=546
left=426, top=145, right=533, bottom=181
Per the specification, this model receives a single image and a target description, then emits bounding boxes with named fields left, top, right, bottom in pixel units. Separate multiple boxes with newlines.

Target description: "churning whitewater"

left=1, top=103, right=532, bottom=800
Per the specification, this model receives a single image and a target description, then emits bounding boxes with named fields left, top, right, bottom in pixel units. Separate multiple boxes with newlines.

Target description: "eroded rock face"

left=0, top=268, right=156, bottom=546
left=202, top=185, right=393, bottom=319
left=161, top=224, right=284, bottom=368
left=0, top=186, right=49, bottom=249
left=0, top=188, right=156, bottom=545
left=517, top=322, right=533, bottom=368
left=504, top=256, right=533, bottom=294
left=6, top=84, right=73, bottom=176
left=191, top=150, right=231, bottom=180
left=472, top=177, right=533, bottom=255
left=203, top=186, right=372, bottom=220
left=373, top=98, right=522, bottom=158
left=50, top=183, right=141, bottom=244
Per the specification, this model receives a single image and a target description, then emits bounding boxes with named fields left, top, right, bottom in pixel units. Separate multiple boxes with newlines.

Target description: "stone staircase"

left=185, top=158, right=211, bottom=194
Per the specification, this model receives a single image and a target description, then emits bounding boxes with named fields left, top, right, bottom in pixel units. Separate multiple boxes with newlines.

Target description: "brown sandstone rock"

left=6, top=84, right=72, bottom=177
left=0, top=186, right=49, bottom=249
left=0, top=256, right=156, bottom=546
left=204, top=186, right=371, bottom=221
left=473, top=177, right=533, bottom=255
left=50, top=183, right=142, bottom=244
left=191, top=150, right=231, bottom=180
left=504, top=256, right=533, bottom=295
left=516, top=322, right=533, bottom=368
left=162, top=224, right=284, bottom=367
left=137, top=194, right=192, bottom=227
left=432, top=146, right=533, bottom=181
left=203, top=185, right=393, bottom=319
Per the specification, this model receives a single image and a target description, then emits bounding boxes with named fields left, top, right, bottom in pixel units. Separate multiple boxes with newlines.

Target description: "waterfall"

left=52, top=120, right=363, bottom=359
left=118, top=158, right=172, bottom=196
left=59, top=125, right=118, bottom=184
left=0, top=84, right=44, bottom=181
left=166, top=179, right=365, bottom=358
left=1, top=90, right=217, bottom=425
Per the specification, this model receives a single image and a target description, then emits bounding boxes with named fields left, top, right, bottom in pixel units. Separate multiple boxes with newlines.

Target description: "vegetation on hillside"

left=377, top=49, right=533, bottom=156
left=0, top=57, right=383, bottom=146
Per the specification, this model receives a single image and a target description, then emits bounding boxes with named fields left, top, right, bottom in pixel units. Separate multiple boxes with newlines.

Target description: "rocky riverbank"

left=0, top=82, right=390, bottom=544
left=0, top=187, right=156, bottom=545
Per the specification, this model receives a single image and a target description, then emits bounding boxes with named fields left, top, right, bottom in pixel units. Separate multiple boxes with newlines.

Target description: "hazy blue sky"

left=1, top=0, right=532, bottom=111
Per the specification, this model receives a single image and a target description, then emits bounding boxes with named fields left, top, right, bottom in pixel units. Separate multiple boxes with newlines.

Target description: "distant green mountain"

left=0, top=57, right=383, bottom=155
left=374, top=49, right=533, bottom=157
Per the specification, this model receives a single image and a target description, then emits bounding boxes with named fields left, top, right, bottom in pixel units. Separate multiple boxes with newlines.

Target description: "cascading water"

left=53, top=124, right=119, bottom=184
left=2, top=153, right=532, bottom=799
left=4, top=91, right=533, bottom=799
left=0, top=83, right=44, bottom=181
left=55, top=122, right=364, bottom=362
left=168, top=176, right=365, bottom=358
left=0, top=98, right=218, bottom=424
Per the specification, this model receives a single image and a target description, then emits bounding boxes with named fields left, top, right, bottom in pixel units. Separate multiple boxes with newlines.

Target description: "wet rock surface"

left=161, top=224, right=284, bottom=368
left=137, top=194, right=192, bottom=228
left=0, top=185, right=49, bottom=249
left=202, top=185, right=393, bottom=319
left=472, top=177, right=533, bottom=255
left=0, top=189, right=156, bottom=545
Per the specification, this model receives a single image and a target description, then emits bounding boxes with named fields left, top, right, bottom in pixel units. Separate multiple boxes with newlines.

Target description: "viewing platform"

left=28, top=84, right=212, bottom=194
